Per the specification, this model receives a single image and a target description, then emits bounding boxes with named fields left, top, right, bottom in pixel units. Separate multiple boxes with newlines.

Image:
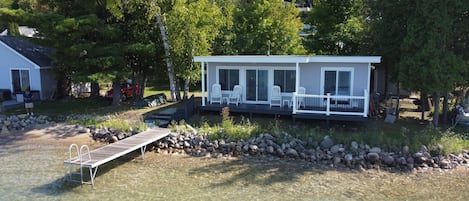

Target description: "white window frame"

left=216, top=66, right=241, bottom=92
left=273, top=69, right=296, bottom=93
left=10, top=68, right=31, bottom=92
left=320, top=67, right=354, bottom=96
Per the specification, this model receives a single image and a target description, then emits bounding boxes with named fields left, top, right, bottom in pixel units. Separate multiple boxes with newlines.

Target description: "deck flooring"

left=201, top=103, right=367, bottom=122
left=64, top=127, right=170, bottom=168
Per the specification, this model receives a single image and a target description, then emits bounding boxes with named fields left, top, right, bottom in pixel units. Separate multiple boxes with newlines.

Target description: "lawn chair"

left=270, top=85, right=282, bottom=107
left=210, top=83, right=222, bottom=104
left=228, top=85, right=242, bottom=106
left=297, top=87, right=306, bottom=108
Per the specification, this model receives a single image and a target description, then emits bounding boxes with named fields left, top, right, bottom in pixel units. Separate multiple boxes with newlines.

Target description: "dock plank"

left=64, top=127, right=170, bottom=168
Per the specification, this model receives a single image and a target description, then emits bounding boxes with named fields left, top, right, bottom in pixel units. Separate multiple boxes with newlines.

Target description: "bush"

left=203, top=107, right=260, bottom=141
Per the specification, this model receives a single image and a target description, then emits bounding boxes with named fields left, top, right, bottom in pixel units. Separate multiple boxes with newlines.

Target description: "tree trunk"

left=175, top=78, right=182, bottom=101
left=90, top=82, right=100, bottom=98
left=396, top=80, right=400, bottom=117
left=112, top=80, right=121, bottom=105
left=153, top=2, right=178, bottom=102
left=139, top=75, right=147, bottom=99
left=420, top=92, right=426, bottom=122
left=384, top=63, right=389, bottom=100
left=135, top=73, right=143, bottom=100
left=183, top=78, right=190, bottom=100
left=432, top=92, right=440, bottom=127
left=442, top=91, right=449, bottom=127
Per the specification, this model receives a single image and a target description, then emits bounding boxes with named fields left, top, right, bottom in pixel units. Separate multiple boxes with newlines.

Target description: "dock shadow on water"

left=30, top=151, right=142, bottom=196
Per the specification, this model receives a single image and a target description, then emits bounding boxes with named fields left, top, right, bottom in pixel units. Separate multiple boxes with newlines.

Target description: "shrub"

left=430, top=129, right=469, bottom=155
left=203, top=107, right=260, bottom=141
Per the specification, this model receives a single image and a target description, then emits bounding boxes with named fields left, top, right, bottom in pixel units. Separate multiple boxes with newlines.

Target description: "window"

left=323, top=69, right=351, bottom=96
left=274, top=70, right=296, bottom=92
left=219, top=69, right=239, bottom=90
left=11, top=69, right=30, bottom=93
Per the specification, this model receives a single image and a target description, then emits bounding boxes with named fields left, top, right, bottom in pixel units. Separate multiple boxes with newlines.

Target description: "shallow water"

left=1, top=142, right=469, bottom=201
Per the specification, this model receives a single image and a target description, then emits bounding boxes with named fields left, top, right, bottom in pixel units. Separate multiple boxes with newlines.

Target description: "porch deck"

left=201, top=103, right=368, bottom=122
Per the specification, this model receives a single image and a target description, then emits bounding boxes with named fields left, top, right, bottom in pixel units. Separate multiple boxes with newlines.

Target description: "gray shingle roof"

left=0, top=36, right=51, bottom=67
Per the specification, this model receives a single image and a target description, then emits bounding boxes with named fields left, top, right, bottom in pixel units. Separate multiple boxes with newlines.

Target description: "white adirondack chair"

left=270, top=85, right=282, bottom=107
left=210, top=83, right=222, bottom=104
left=228, top=85, right=242, bottom=106
left=297, top=87, right=306, bottom=108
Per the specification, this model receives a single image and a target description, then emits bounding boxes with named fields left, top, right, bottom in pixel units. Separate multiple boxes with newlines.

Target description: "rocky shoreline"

left=2, top=114, right=468, bottom=172
left=90, top=125, right=469, bottom=172
left=0, top=114, right=54, bottom=134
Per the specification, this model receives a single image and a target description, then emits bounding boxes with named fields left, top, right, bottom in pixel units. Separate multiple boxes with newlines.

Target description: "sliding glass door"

left=246, top=69, right=268, bottom=102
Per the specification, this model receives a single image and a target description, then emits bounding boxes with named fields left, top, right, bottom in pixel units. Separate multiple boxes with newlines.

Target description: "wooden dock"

left=64, top=127, right=170, bottom=186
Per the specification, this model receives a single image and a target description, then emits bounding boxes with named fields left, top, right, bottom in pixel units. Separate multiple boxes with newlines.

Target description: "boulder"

left=402, top=146, right=410, bottom=155
left=286, top=148, right=299, bottom=158
left=350, top=141, right=359, bottom=150
left=369, top=147, right=381, bottom=154
left=439, top=159, right=452, bottom=169
left=382, top=155, right=395, bottom=166
left=266, top=146, right=274, bottom=154
left=330, top=144, right=342, bottom=154
left=320, top=136, right=334, bottom=150
left=367, top=152, right=380, bottom=163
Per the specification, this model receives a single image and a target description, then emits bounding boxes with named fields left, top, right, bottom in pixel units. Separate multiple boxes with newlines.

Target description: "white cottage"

left=194, top=55, right=381, bottom=121
left=0, top=36, right=55, bottom=101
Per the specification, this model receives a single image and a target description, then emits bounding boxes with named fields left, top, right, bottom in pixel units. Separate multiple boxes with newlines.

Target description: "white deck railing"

left=292, top=90, right=369, bottom=117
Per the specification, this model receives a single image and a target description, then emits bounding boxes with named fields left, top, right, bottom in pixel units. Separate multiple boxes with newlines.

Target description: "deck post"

left=326, top=93, right=331, bottom=116
left=363, top=89, right=369, bottom=117
left=295, top=62, right=300, bottom=93
left=292, top=92, right=297, bottom=114
left=201, top=61, right=206, bottom=106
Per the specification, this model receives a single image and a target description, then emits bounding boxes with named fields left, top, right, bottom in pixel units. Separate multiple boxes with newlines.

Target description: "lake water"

left=1, top=142, right=469, bottom=200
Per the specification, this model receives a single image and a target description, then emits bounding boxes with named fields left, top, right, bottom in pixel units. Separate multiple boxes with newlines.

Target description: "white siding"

left=0, top=42, right=41, bottom=94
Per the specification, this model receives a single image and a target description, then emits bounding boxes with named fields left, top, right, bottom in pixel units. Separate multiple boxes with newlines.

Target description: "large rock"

left=320, top=136, right=334, bottom=150
left=402, top=146, right=410, bottom=155
left=367, top=152, right=380, bottom=163
left=266, top=146, right=274, bottom=154
left=350, top=141, right=359, bottom=150
left=286, top=148, right=299, bottom=158
left=382, top=155, right=395, bottom=166
left=439, top=159, right=452, bottom=169
left=330, top=144, right=342, bottom=154
left=369, top=147, right=381, bottom=154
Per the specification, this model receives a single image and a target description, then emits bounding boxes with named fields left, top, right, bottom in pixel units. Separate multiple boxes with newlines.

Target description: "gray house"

left=194, top=55, right=381, bottom=121
left=0, top=36, right=55, bottom=101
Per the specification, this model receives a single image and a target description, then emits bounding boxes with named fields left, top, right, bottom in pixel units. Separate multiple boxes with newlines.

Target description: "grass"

left=3, top=85, right=469, bottom=155
left=189, top=110, right=469, bottom=154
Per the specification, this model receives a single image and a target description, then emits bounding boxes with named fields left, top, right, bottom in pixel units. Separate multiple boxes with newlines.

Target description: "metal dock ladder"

left=65, top=144, right=98, bottom=187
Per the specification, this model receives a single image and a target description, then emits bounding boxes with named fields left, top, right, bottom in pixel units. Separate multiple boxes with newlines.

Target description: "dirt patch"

left=0, top=123, right=100, bottom=147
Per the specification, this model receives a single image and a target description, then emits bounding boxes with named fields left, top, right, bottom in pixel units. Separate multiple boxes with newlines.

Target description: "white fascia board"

left=0, top=40, right=42, bottom=69
left=309, top=56, right=381, bottom=63
left=194, top=55, right=310, bottom=63
left=194, top=55, right=381, bottom=64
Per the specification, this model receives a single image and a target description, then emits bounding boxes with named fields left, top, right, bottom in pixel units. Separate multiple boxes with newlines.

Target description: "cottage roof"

left=194, top=55, right=381, bottom=64
left=0, top=35, right=52, bottom=67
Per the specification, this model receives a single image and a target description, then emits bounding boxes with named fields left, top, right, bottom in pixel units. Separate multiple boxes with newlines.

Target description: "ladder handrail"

left=66, top=144, right=93, bottom=186
left=79, top=145, right=91, bottom=163
left=68, top=144, right=79, bottom=162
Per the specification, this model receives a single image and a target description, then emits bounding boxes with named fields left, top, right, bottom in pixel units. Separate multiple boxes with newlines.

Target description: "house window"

left=323, top=70, right=352, bottom=96
left=11, top=69, right=30, bottom=92
left=274, top=70, right=296, bottom=92
left=219, top=69, right=239, bottom=90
